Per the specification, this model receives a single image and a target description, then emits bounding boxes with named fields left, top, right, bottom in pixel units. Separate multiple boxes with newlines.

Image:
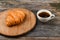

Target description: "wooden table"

left=0, top=0, right=60, bottom=40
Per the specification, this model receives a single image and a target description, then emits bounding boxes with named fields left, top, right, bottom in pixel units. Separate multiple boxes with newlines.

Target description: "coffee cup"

left=37, top=9, right=55, bottom=22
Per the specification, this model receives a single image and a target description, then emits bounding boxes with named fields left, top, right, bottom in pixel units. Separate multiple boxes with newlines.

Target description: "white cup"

left=37, top=9, right=55, bottom=22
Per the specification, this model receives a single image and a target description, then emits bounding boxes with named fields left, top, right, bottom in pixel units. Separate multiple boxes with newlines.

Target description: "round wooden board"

left=0, top=8, right=36, bottom=36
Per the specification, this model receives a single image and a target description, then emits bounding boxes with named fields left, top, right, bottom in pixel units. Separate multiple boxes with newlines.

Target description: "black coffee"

left=39, top=12, right=50, bottom=18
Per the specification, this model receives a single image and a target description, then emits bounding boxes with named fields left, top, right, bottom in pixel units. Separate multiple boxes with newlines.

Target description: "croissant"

left=6, top=9, right=26, bottom=27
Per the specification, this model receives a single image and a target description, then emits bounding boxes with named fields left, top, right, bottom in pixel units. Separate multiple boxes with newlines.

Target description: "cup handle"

left=51, top=14, right=55, bottom=19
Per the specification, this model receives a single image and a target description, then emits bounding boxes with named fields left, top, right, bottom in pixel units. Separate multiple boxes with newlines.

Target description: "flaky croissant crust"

left=6, top=9, right=26, bottom=27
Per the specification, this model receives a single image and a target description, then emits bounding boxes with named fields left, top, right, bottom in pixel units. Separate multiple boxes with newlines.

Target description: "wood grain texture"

left=0, top=37, right=60, bottom=40
left=0, top=0, right=59, bottom=3
left=0, top=0, right=59, bottom=40
left=0, top=8, right=36, bottom=36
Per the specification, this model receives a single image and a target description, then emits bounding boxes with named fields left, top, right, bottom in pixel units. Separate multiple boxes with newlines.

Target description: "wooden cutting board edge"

left=0, top=8, right=36, bottom=36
